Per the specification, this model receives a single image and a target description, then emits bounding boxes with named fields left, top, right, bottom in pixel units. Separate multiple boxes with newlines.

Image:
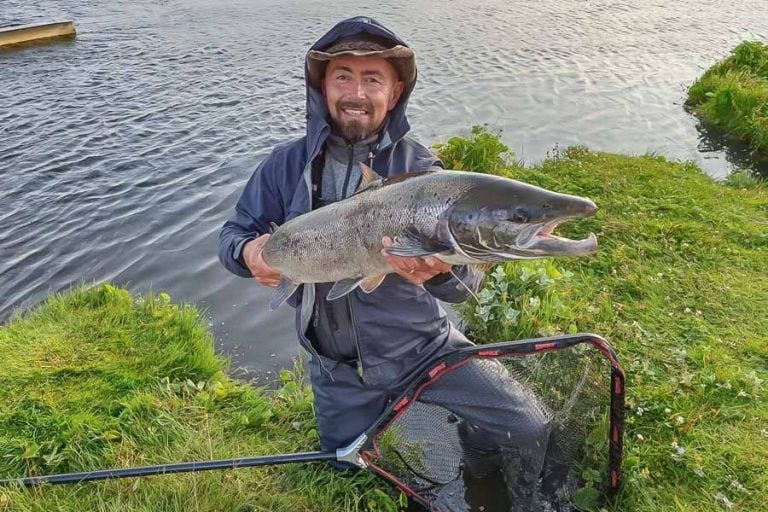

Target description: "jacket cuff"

left=233, top=237, right=255, bottom=275
left=426, top=270, right=455, bottom=286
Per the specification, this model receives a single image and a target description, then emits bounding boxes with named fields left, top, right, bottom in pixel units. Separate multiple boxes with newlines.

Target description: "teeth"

left=343, top=108, right=367, bottom=115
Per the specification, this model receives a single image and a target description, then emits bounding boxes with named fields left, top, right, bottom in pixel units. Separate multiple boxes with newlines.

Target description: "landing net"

left=361, top=334, right=625, bottom=511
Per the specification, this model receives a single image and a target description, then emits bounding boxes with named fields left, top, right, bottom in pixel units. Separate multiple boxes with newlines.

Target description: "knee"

left=460, top=412, right=550, bottom=452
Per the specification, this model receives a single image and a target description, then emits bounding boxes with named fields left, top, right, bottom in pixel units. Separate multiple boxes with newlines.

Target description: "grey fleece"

left=321, top=133, right=377, bottom=202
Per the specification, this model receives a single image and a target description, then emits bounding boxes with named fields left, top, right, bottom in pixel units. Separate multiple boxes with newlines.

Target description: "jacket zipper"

left=341, top=143, right=355, bottom=199
left=347, top=295, right=365, bottom=379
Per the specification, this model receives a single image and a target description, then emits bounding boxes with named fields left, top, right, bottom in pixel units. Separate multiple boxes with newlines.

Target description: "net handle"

left=0, top=432, right=373, bottom=487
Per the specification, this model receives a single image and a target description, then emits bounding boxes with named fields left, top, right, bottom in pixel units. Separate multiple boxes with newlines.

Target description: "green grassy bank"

left=686, top=41, right=768, bottom=154
left=439, top=129, right=768, bottom=511
left=0, top=286, right=396, bottom=511
left=2, top=131, right=767, bottom=511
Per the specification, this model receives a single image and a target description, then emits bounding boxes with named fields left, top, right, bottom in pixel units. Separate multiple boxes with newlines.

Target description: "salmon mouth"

left=515, top=218, right=597, bottom=256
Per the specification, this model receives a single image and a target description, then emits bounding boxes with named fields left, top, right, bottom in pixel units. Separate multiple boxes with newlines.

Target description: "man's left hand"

left=381, top=236, right=453, bottom=285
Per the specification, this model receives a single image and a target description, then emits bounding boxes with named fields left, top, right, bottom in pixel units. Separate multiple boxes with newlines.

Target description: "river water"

left=2, top=0, right=766, bottom=383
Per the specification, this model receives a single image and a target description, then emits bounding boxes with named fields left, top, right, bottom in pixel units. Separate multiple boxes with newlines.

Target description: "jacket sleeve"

left=218, top=154, right=286, bottom=278
left=423, top=264, right=485, bottom=304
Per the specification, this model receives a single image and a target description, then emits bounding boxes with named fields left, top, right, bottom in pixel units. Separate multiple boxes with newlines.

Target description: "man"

left=219, top=16, right=549, bottom=510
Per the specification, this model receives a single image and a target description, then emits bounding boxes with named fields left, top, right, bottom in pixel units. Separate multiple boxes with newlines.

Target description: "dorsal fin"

left=353, top=167, right=439, bottom=195
left=358, top=162, right=381, bottom=189
left=356, top=163, right=381, bottom=192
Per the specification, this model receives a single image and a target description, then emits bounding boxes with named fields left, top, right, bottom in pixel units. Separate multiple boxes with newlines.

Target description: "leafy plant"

left=458, top=261, right=576, bottom=342
left=433, top=124, right=518, bottom=174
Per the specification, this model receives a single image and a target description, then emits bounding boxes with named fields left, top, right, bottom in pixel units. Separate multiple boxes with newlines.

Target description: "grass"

left=686, top=41, right=768, bottom=154
left=0, top=285, right=399, bottom=511
left=435, top=130, right=768, bottom=511
left=2, top=129, right=767, bottom=511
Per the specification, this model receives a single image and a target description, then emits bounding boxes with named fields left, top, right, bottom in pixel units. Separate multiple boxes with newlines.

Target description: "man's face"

left=322, top=56, right=404, bottom=143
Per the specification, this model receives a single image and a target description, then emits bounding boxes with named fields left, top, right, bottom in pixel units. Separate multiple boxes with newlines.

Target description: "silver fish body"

left=262, top=168, right=597, bottom=309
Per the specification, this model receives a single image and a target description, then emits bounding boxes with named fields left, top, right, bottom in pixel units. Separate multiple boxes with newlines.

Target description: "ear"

left=388, top=80, right=404, bottom=111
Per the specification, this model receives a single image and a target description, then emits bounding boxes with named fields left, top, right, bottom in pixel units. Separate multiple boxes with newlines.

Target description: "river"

left=1, top=0, right=766, bottom=383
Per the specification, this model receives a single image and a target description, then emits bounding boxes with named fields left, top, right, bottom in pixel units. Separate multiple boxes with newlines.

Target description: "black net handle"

left=0, top=451, right=338, bottom=486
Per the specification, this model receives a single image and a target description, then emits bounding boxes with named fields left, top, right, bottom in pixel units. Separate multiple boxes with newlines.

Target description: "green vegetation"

left=432, top=124, right=520, bottom=174
left=0, top=285, right=399, bottom=511
left=436, top=129, right=768, bottom=511
left=2, top=129, right=767, bottom=511
left=723, top=169, right=766, bottom=190
left=686, top=41, right=768, bottom=153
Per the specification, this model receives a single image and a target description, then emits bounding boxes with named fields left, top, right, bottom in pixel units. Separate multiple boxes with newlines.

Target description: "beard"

left=338, top=119, right=369, bottom=142
left=331, top=100, right=379, bottom=143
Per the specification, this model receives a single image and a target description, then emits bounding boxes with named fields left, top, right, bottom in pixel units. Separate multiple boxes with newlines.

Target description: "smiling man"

left=219, top=17, right=551, bottom=511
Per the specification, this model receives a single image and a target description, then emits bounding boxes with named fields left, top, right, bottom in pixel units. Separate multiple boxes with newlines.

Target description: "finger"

left=383, top=253, right=415, bottom=275
left=381, top=236, right=393, bottom=247
left=257, top=277, right=280, bottom=288
left=392, top=266, right=414, bottom=279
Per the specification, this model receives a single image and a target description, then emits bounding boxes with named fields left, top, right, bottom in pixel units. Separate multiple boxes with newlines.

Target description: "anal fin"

left=327, top=278, right=363, bottom=301
left=360, top=274, right=386, bottom=293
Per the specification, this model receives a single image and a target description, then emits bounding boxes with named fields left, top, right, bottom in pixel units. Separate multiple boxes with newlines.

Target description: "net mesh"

left=362, top=339, right=621, bottom=512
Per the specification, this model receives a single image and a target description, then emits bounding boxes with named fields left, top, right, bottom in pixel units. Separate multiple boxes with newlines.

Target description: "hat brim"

left=306, top=45, right=415, bottom=89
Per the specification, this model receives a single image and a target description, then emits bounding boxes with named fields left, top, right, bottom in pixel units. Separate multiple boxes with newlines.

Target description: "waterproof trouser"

left=308, top=351, right=551, bottom=478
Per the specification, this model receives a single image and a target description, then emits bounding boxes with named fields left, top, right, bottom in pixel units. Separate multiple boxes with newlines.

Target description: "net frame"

left=359, top=332, right=626, bottom=509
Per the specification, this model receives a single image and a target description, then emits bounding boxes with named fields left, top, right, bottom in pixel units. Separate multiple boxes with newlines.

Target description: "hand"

left=242, top=234, right=282, bottom=287
left=381, top=236, right=453, bottom=285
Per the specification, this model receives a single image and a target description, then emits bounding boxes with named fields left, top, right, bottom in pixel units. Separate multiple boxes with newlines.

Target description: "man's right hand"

left=242, top=234, right=282, bottom=287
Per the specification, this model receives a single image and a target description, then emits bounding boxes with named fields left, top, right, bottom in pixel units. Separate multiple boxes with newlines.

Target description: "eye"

left=510, top=208, right=530, bottom=223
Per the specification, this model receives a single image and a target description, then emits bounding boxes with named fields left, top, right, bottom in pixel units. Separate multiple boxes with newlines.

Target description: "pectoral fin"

left=386, top=227, right=453, bottom=257
left=269, top=277, right=299, bottom=311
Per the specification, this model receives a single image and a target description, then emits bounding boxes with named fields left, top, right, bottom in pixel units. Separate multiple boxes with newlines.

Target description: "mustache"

left=336, top=99, right=374, bottom=112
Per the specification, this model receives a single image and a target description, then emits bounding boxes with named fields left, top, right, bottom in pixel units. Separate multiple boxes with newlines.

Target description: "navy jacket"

left=219, top=17, right=483, bottom=386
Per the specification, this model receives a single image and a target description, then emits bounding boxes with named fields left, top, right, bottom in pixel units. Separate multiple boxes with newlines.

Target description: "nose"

left=354, top=81, right=366, bottom=98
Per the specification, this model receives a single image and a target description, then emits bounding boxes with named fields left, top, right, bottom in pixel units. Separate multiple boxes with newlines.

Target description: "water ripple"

left=2, top=0, right=767, bottom=381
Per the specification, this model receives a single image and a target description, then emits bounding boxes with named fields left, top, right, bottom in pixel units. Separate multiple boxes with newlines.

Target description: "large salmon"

left=263, top=165, right=597, bottom=309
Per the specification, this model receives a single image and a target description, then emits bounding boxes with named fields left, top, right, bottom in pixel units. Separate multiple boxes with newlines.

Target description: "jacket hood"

left=304, top=17, right=417, bottom=159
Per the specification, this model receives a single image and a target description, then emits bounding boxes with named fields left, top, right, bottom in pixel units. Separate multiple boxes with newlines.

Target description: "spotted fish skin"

left=262, top=167, right=597, bottom=308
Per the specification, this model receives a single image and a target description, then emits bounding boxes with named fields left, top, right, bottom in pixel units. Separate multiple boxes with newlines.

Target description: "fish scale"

left=262, top=168, right=597, bottom=309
